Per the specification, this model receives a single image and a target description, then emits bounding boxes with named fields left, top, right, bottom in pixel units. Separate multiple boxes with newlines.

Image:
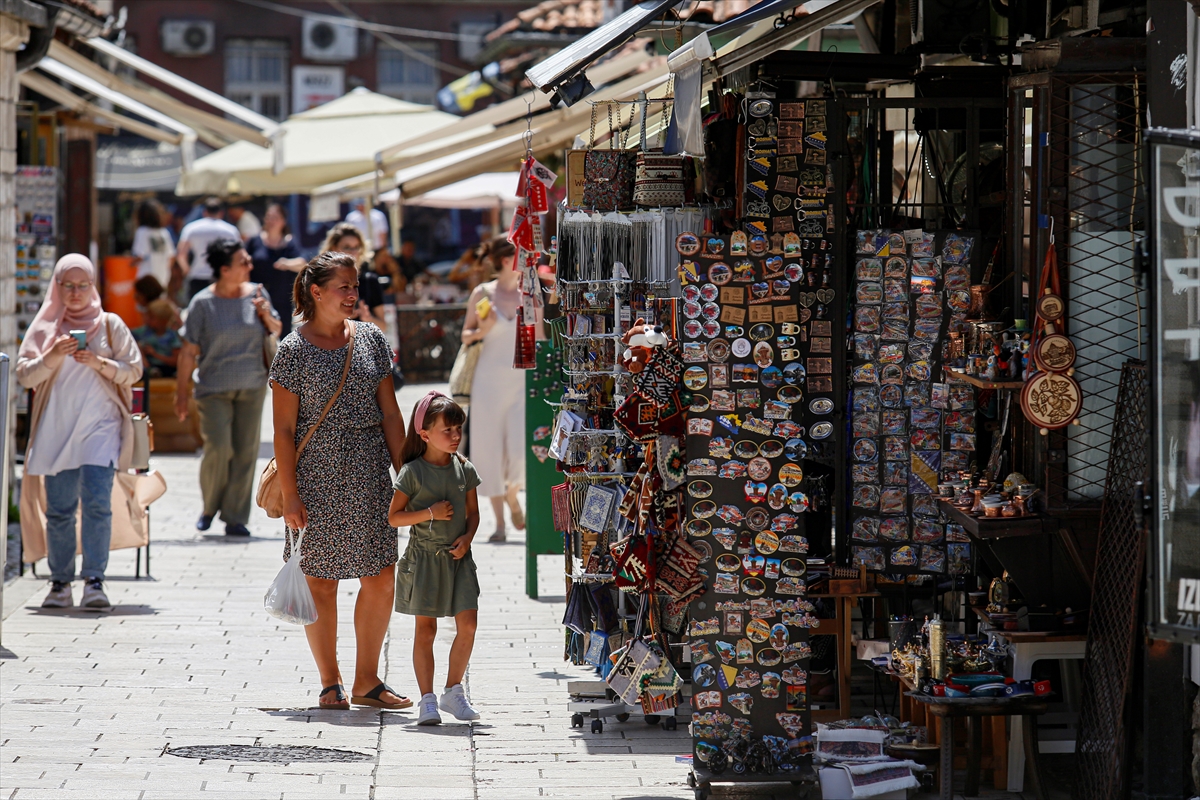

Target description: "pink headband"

left=413, top=390, right=447, bottom=433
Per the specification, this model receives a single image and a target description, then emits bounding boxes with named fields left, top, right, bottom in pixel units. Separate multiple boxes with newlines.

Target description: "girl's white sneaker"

left=416, top=693, right=441, bottom=726
left=439, top=684, right=480, bottom=721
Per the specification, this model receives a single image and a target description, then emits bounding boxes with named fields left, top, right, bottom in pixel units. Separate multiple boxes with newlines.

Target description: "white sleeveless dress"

left=468, top=287, right=525, bottom=498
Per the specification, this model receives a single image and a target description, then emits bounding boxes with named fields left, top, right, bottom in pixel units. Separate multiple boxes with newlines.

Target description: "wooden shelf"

left=945, top=370, right=1025, bottom=390
left=939, top=500, right=1058, bottom=539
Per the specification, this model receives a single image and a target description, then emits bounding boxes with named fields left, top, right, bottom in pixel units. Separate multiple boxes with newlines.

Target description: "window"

left=377, top=43, right=440, bottom=103
left=225, top=38, right=289, bottom=121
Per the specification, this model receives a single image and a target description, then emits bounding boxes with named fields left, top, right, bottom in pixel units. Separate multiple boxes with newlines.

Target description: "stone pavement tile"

left=6, top=790, right=149, bottom=799
left=2, top=387, right=709, bottom=799
left=372, top=788, right=480, bottom=800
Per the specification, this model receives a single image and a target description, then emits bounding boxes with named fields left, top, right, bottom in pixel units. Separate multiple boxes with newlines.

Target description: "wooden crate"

left=148, top=378, right=202, bottom=452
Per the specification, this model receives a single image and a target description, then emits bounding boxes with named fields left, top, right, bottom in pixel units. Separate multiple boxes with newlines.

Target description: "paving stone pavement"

left=3, top=383, right=820, bottom=800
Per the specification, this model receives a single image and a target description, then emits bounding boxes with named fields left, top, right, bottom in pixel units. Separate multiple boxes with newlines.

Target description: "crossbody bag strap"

left=296, top=321, right=355, bottom=458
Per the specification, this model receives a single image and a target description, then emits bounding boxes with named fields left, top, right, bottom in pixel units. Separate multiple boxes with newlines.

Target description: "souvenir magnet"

left=676, top=232, right=700, bottom=256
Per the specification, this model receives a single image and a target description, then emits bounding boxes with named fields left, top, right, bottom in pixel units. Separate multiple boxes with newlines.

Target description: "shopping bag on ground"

left=264, top=529, right=317, bottom=625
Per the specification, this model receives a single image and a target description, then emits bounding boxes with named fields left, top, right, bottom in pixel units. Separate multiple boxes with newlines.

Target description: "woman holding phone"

left=176, top=238, right=281, bottom=536
left=17, top=254, right=143, bottom=609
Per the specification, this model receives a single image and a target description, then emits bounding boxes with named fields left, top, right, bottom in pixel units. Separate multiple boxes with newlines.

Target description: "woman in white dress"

left=459, top=236, right=542, bottom=542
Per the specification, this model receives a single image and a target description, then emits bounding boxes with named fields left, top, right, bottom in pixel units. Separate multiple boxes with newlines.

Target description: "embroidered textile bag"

left=606, top=636, right=661, bottom=706
left=632, top=85, right=690, bottom=208
left=609, top=532, right=653, bottom=592
left=581, top=103, right=636, bottom=211
left=551, top=482, right=573, bottom=532
left=655, top=531, right=705, bottom=601
left=634, top=154, right=690, bottom=208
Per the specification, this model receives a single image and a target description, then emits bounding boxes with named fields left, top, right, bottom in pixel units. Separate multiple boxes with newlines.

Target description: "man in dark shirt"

left=396, top=240, right=426, bottom=284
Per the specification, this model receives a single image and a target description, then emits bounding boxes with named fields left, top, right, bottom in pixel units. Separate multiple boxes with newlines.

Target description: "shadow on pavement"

left=25, top=604, right=158, bottom=616
left=253, top=708, right=386, bottom=727
left=199, top=534, right=280, bottom=543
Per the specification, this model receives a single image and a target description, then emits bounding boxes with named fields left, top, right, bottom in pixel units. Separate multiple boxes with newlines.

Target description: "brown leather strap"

left=296, top=321, right=355, bottom=457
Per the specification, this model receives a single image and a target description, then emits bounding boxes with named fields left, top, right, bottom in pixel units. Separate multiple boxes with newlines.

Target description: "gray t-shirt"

left=393, top=455, right=481, bottom=548
left=181, top=286, right=278, bottom=397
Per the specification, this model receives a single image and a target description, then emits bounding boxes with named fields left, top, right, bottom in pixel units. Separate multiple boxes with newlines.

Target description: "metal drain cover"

left=166, top=745, right=373, bottom=764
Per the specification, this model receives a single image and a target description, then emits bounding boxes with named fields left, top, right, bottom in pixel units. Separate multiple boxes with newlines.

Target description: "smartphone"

left=69, top=329, right=87, bottom=348
left=476, top=296, right=492, bottom=320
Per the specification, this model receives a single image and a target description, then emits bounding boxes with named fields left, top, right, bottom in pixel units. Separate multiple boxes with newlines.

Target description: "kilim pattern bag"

left=605, top=623, right=661, bottom=706
left=633, top=85, right=691, bottom=208
left=550, top=482, right=572, bottom=532
left=582, top=102, right=636, bottom=211
left=634, top=154, right=689, bottom=208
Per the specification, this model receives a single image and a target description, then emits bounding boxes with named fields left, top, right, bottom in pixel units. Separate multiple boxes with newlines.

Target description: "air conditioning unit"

left=161, top=20, right=215, bottom=57
left=303, top=16, right=357, bottom=62
left=909, top=0, right=992, bottom=52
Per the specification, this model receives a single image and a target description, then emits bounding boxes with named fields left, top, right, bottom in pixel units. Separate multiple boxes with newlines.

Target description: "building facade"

left=114, top=0, right=532, bottom=119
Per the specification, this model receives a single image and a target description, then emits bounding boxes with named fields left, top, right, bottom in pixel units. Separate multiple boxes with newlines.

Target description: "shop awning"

left=525, top=0, right=682, bottom=96
left=379, top=60, right=671, bottom=178
left=177, top=88, right=460, bottom=197
left=85, top=36, right=278, bottom=134
left=386, top=172, right=522, bottom=209
left=46, top=40, right=275, bottom=150
left=18, top=70, right=183, bottom=147
left=374, top=47, right=654, bottom=172
left=95, top=136, right=210, bottom=192
left=710, top=0, right=883, bottom=76
left=310, top=63, right=671, bottom=209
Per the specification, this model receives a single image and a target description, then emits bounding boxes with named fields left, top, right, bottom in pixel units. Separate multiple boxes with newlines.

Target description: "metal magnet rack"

left=556, top=269, right=689, bottom=734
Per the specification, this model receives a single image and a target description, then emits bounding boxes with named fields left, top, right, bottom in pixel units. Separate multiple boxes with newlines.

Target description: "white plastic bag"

left=264, top=529, right=318, bottom=625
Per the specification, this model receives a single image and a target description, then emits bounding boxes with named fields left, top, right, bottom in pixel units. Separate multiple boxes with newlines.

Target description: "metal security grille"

left=1072, top=360, right=1148, bottom=800
left=1044, top=74, right=1146, bottom=508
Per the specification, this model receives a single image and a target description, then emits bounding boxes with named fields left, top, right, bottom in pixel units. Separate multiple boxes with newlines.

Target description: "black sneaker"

left=225, top=523, right=251, bottom=537
left=196, top=514, right=214, bottom=531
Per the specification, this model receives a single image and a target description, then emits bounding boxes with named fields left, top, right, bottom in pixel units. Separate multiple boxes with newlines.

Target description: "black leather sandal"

left=318, top=684, right=349, bottom=709
left=351, top=683, right=412, bottom=709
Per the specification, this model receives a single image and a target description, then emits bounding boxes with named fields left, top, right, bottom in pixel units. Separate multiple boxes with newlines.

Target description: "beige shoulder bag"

left=104, top=314, right=154, bottom=470
left=257, top=321, right=356, bottom=518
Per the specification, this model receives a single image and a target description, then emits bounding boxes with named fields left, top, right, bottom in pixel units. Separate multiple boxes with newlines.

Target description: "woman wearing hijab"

left=16, top=254, right=143, bottom=609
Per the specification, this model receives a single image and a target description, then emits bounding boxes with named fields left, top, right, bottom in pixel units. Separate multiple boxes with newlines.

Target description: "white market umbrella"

left=388, top=172, right=521, bottom=209
left=178, top=88, right=459, bottom=196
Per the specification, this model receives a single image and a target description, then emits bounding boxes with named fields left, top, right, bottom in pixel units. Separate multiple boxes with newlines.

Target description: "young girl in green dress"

left=389, top=391, right=481, bottom=725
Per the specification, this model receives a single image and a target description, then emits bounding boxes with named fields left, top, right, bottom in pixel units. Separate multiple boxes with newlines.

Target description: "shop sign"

left=1149, top=128, right=1200, bottom=642
left=292, top=66, right=344, bottom=114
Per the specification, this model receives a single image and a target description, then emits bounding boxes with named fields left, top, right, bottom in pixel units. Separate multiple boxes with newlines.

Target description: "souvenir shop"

left=510, top=34, right=1145, bottom=799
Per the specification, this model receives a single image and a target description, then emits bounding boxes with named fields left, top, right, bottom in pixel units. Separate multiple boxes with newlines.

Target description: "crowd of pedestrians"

left=16, top=200, right=536, bottom=723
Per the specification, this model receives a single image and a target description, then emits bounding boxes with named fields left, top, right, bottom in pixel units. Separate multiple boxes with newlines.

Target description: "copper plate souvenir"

left=676, top=232, right=700, bottom=256
left=1020, top=371, right=1083, bottom=430
left=1037, top=293, right=1065, bottom=322
left=745, top=507, right=770, bottom=531
left=1033, top=333, right=1077, bottom=373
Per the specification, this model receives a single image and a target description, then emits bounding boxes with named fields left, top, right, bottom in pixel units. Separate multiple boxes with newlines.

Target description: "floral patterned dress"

left=270, top=323, right=397, bottom=579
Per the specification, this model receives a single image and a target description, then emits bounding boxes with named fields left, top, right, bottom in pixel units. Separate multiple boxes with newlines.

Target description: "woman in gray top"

left=176, top=238, right=281, bottom=536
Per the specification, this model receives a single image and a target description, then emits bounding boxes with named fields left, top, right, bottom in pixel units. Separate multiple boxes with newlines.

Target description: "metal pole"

left=0, top=353, right=11, bottom=645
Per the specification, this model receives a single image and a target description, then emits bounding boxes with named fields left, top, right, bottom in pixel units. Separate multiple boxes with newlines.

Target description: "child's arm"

left=158, top=341, right=181, bottom=367
left=388, top=489, right=453, bottom=528
left=448, top=488, right=480, bottom=560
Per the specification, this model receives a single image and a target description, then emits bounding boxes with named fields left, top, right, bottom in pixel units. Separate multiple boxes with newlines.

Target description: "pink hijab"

left=18, top=253, right=105, bottom=361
